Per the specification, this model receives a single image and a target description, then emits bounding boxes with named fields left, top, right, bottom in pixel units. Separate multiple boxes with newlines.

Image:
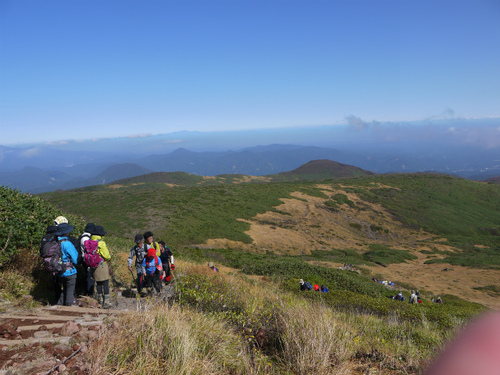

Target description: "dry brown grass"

left=195, top=186, right=500, bottom=309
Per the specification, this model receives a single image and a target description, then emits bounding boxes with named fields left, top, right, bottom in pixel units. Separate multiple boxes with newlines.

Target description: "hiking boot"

left=95, top=293, right=102, bottom=305
left=102, top=294, right=112, bottom=309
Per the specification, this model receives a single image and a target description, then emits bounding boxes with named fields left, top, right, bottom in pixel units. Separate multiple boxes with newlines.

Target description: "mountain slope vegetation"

left=1, top=169, right=499, bottom=374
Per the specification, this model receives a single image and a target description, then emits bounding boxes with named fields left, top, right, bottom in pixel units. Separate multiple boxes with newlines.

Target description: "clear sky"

left=1, top=0, right=499, bottom=145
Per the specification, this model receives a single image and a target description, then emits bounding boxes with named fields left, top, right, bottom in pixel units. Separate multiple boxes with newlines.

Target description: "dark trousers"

left=57, top=274, right=77, bottom=306
left=144, top=271, right=161, bottom=293
left=137, top=272, right=144, bottom=293
left=96, top=279, right=109, bottom=296
left=162, top=265, right=171, bottom=283
left=86, top=267, right=95, bottom=296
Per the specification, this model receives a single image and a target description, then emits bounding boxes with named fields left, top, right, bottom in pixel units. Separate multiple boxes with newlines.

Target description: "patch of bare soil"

left=366, top=251, right=500, bottom=310
left=199, top=184, right=500, bottom=309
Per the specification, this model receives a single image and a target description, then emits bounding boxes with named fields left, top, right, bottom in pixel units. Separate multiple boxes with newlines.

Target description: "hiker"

left=314, top=284, right=320, bottom=291
left=79, top=223, right=96, bottom=296
left=321, top=285, right=329, bottom=293
left=208, top=261, right=219, bottom=272
left=54, top=222, right=79, bottom=306
left=40, top=224, right=61, bottom=303
left=142, top=248, right=164, bottom=295
left=409, top=291, right=418, bottom=304
left=55, top=216, right=80, bottom=252
left=299, top=279, right=312, bottom=291
left=90, top=225, right=112, bottom=308
left=436, top=296, right=443, bottom=304
left=128, top=234, right=146, bottom=296
left=158, top=241, right=175, bottom=285
left=143, top=231, right=161, bottom=256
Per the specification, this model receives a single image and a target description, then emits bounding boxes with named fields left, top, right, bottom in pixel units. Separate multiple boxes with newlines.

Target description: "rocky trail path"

left=0, top=285, right=175, bottom=375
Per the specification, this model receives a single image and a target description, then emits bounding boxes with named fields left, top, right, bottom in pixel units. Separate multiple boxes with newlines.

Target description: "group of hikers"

left=127, top=232, right=175, bottom=297
left=299, top=279, right=329, bottom=293
left=390, top=290, right=443, bottom=304
left=40, top=216, right=175, bottom=309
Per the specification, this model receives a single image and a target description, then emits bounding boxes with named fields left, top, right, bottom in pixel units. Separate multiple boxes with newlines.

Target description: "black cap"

left=46, top=225, right=58, bottom=234
left=134, top=234, right=144, bottom=243
left=93, top=225, right=107, bottom=236
left=55, top=223, right=74, bottom=236
left=85, top=223, right=96, bottom=233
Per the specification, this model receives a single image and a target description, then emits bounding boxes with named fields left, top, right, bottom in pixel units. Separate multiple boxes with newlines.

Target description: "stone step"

left=16, top=320, right=104, bottom=332
left=42, top=305, right=116, bottom=315
left=0, top=335, right=71, bottom=346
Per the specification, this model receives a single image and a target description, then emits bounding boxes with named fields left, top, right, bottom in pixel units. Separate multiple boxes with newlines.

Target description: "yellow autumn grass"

left=86, top=259, right=461, bottom=374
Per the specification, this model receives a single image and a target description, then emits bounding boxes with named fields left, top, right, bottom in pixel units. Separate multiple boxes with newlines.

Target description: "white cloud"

left=20, top=148, right=41, bottom=158
left=163, top=139, right=183, bottom=145
left=127, top=134, right=153, bottom=139
left=45, top=140, right=70, bottom=146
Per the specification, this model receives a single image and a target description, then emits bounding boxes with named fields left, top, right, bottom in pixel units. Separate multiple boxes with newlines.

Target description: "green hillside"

left=41, top=173, right=500, bottom=258
left=1, top=173, right=499, bottom=373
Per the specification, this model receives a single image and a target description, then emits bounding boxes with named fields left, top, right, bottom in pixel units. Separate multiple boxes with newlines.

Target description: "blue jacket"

left=142, top=256, right=162, bottom=276
left=58, top=236, right=78, bottom=277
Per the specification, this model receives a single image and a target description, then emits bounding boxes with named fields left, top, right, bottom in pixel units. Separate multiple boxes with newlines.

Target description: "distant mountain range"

left=0, top=142, right=499, bottom=193
left=1, top=118, right=500, bottom=194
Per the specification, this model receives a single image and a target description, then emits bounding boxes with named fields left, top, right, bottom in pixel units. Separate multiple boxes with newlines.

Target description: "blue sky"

left=1, top=0, right=499, bottom=146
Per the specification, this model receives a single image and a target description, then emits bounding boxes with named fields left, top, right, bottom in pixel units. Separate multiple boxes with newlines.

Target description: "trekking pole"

left=109, top=263, right=119, bottom=308
left=129, top=268, right=136, bottom=288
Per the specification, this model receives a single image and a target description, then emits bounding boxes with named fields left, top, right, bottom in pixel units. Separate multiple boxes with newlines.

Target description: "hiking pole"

left=109, top=263, right=119, bottom=308
left=129, top=268, right=136, bottom=288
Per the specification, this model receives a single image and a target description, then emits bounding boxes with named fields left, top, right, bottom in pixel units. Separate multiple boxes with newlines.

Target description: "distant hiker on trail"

left=208, top=262, right=219, bottom=272
left=396, top=292, right=405, bottom=302
left=299, top=279, right=312, bottom=291
left=54, top=222, right=79, bottom=306
left=142, top=248, right=164, bottom=295
left=409, top=291, right=418, bottom=304
left=128, top=234, right=146, bottom=296
left=158, top=241, right=175, bottom=285
left=89, top=225, right=112, bottom=308
left=79, top=223, right=96, bottom=296
left=144, top=231, right=161, bottom=256
left=436, top=296, right=443, bottom=304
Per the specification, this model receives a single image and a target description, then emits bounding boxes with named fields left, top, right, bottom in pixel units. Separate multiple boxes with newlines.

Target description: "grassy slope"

left=41, top=173, right=500, bottom=254
left=2, top=174, right=499, bottom=373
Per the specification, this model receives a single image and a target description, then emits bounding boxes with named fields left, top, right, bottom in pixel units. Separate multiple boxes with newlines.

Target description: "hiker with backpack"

left=53, top=222, right=79, bottom=306
left=158, top=240, right=175, bottom=285
left=142, top=247, right=164, bottom=295
left=144, top=231, right=161, bottom=256
left=128, top=234, right=147, bottom=296
left=409, top=291, right=418, bottom=304
left=40, top=224, right=61, bottom=303
left=299, top=279, right=313, bottom=291
left=208, top=262, right=219, bottom=272
left=79, top=223, right=96, bottom=296
left=87, top=225, right=112, bottom=308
